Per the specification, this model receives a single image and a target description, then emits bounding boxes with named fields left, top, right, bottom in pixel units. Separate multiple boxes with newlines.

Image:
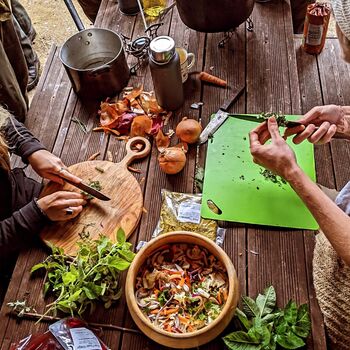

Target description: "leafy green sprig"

left=223, top=286, right=311, bottom=350
left=31, top=229, right=135, bottom=317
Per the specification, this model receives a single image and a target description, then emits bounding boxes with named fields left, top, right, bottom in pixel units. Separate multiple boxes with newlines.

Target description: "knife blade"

left=198, top=85, right=245, bottom=144
left=61, top=176, right=111, bottom=201
left=230, top=114, right=303, bottom=128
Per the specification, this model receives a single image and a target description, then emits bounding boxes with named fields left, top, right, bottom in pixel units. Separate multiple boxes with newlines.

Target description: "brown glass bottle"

left=149, top=36, right=184, bottom=111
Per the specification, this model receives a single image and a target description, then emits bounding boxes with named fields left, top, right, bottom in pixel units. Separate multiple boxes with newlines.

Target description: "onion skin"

left=158, top=147, right=187, bottom=174
left=176, top=118, right=202, bottom=144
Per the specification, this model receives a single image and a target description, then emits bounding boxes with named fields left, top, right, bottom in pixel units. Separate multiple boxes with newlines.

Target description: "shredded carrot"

left=217, top=290, right=222, bottom=305
left=198, top=71, right=227, bottom=87
left=150, top=309, right=160, bottom=314
left=154, top=289, right=160, bottom=297
left=162, top=308, right=178, bottom=315
left=179, top=277, right=185, bottom=287
left=178, top=315, right=189, bottom=323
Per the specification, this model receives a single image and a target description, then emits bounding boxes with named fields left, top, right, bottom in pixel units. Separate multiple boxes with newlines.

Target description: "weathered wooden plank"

left=294, top=36, right=330, bottom=350
left=317, top=39, right=350, bottom=190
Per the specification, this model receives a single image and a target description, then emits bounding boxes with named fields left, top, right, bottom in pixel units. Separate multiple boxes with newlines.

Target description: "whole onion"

left=158, top=147, right=187, bottom=174
left=176, top=117, right=202, bottom=144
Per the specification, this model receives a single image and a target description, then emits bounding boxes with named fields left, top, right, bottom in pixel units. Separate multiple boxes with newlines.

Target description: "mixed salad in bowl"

left=135, top=243, right=229, bottom=333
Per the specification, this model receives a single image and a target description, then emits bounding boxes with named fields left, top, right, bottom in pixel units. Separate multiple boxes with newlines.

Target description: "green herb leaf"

left=235, top=308, right=252, bottom=331
left=293, top=304, right=311, bottom=338
left=108, top=256, right=130, bottom=271
left=223, top=331, right=261, bottom=350
left=117, top=228, right=126, bottom=244
left=284, top=300, right=298, bottom=324
left=242, top=296, right=260, bottom=318
left=276, top=332, right=305, bottom=349
left=62, top=271, right=77, bottom=285
left=31, top=263, right=45, bottom=274
left=256, top=286, right=276, bottom=317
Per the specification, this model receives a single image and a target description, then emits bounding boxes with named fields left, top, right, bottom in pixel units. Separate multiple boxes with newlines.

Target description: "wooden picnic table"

left=1, top=0, right=350, bottom=348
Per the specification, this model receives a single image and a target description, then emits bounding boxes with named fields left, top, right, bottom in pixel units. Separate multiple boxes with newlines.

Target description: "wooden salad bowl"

left=125, top=231, right=239, bottom=348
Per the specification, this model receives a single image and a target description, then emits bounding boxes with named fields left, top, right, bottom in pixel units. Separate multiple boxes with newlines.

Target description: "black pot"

left=176, top=0, right=255, bottom=33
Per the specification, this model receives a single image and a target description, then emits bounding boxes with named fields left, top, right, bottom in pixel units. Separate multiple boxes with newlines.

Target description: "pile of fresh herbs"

left=259, top=112, right=288, bottom=127
left=260, top=168, right=287, bottom=187
left=31, top=229, right=135, bottom=317
left=223, top=286, right=311, bottom=350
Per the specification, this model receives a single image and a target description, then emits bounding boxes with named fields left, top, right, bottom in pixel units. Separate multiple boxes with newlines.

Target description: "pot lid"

left=149, top=36, right=175, bottom=63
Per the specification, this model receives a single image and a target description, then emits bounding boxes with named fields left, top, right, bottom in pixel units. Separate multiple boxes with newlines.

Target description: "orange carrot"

left=150, top=309, right=160, bottom=314
left=222, top=288, right=228, bottom=302
left=178, top=315, right=189, bottom=323
left=179, top=277, right=185, bottom=287
left=217, top=290, right=222, bottom=305
left=162, top=308, right=178, bottom=315
left=199, top=71, right=227, bottom=87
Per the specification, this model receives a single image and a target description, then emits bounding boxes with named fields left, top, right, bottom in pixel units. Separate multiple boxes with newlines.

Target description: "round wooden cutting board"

left=40, top=137, right=151, bottom=256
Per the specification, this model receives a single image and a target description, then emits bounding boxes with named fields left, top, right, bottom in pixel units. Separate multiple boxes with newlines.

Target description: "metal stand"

left=218, top=17, right=254, bottom=48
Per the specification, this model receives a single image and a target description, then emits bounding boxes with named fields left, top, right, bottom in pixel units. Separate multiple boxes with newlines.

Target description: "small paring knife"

left=229, top=114, right=303, bottom=128
left=59, top=176, right=111, bottom=201
left=199, top=85, right=246, bottom=144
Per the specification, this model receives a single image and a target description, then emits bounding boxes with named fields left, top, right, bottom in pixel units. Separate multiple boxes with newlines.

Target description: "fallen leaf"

left=130, top=115, right=153, bottom=137
left=155, top=129, right=170, bottom=151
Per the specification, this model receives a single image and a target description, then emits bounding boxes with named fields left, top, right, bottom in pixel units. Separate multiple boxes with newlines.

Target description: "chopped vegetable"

left=82, top=180, right=102, bottom=200
left=135, top=243, right=228, bottom=333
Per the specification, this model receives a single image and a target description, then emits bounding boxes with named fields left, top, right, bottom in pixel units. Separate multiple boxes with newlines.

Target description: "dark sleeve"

left=0, top=199, right=49, bottom=255
left=2, top=117, right=46, bottom=162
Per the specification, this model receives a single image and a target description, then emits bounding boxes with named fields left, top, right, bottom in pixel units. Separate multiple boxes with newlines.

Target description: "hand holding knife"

left=58, top=168, right=111, bottom=201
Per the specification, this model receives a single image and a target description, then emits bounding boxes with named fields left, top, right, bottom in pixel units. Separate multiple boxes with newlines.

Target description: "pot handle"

left=89, top=64, right=111, bottom=76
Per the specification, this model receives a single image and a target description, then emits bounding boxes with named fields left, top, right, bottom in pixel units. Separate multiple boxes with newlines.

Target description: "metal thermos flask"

left=149, top=36, right=184, bottom=111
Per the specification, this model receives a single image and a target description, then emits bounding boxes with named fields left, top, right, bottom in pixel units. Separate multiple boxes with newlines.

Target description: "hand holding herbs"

left=223, top=286, right=311, bottom=350
left=31, top=229, right=135, bottom=317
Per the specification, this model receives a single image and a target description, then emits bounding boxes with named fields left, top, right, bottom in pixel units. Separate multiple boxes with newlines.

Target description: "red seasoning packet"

left=10, top=318, right=110, bottom=350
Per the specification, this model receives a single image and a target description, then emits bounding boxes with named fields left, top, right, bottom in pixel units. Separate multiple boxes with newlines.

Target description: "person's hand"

left=249, top=117, right=300, bottom=181
left=37, top=191, right=87, bottom=221
left=284, top=105, right=349, bottom=144
left=28, top=150, right=81, bottom=185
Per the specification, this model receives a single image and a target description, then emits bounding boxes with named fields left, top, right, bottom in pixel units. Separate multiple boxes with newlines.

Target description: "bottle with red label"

left=302, top=2, right=331, bottom=55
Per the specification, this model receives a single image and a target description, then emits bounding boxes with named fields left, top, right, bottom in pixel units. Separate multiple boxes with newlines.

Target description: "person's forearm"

left=286, top=167, right=350, bottom=265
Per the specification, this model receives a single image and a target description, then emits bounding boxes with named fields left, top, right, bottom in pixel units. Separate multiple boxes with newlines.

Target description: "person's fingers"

left=56, top=168, right=82, bottom=184
left=283, top=125, right=305, bottom=139
left=267, top=117, right=281, bottom=142
left=62, top=198, right=87, bottom=208
left=58, top=205, right=83, bottom=221
left=316, top=124, right=337, bottom=144
left=69, top=205, right=83, bottom=219
left=292, top=124, right=317, bottom=144
left=249, top=129, right=262, bottom=151
left=308, top=121, right=330, bottom=143
left=297, top=106, right=321, bottom=124
left=55, top=191, right=85, bottom=199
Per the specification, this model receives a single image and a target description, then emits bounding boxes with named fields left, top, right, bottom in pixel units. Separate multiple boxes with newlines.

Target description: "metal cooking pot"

left=176, top=0, right=255, bottom=33
left=60, top=0, right=130, bottom=100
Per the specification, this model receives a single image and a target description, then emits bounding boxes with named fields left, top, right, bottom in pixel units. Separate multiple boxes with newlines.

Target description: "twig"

left=72, top=117, right=88, bottom=134
left=7, top=311, right=141, bottom=334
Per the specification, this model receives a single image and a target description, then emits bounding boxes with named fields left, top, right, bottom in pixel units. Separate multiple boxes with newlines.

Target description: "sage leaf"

left=30, top=263, right=45, bottom=274
left=276, top=332, right=305, bottom=349
left=223, top=331, right=261, bottom=350
left=242, top=296, right=260, bottom=318
left=236, top=308, right=252, bottom=331
left=284, top=300, right=298, bottom=324
left=256, top=286, right=276, bottom=317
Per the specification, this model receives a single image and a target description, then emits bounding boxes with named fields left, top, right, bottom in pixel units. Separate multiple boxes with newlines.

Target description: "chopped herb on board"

left=260, top=168, right=286, bottom=187
left=82, top=180, right=102, bottom=200
left=71, top=117, right=88, bottom=134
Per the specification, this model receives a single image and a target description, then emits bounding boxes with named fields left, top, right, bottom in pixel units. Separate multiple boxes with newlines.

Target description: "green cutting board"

left=201, top=115, right=319, bottom=230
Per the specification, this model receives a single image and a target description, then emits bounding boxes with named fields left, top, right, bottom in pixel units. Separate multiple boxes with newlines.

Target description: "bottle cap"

left=149, top=36, right=175, bottom=63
